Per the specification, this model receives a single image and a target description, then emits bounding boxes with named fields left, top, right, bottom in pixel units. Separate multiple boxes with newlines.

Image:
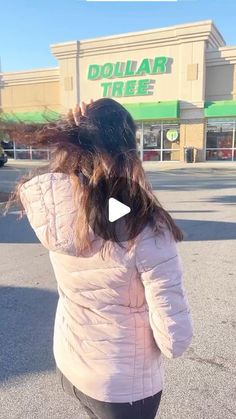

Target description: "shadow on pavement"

left=0, top=286, right=58, bottom=382
left=146, top=170, right=236, bottom=192
left=0, top=213, right=39, bottom=243
left=0, top=192, right=10, bottom=201
left=0, top=212, right=236, bottom=243
left=170, top=210, right=215, bottom=213
left=177, top=219, right=236, bottom=241
left=149, top=177, right=236, bottom=192
left=147, top=166, right=236, bottom=176
left=205, top=195, right=236, bottom=205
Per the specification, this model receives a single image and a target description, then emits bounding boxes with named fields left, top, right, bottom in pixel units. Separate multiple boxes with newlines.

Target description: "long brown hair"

left=2, top=98, right=183, bottom=254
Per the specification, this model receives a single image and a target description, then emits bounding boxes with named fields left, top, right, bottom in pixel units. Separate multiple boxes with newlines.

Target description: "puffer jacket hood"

left=19, top=172, right=193, bottom=403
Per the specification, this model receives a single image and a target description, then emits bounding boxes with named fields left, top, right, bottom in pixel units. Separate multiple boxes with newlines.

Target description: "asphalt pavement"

left=0, top=161, right=236, bottom=419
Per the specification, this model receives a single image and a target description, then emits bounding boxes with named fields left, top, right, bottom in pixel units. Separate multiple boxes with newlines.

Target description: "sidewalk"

left=143, top=160, right=236, bottom=171
left=5, top=158, right=236, bottom=172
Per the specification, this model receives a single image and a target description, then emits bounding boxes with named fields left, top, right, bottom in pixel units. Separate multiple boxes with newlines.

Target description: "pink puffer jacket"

left=20, top=172, right=193, bottom=404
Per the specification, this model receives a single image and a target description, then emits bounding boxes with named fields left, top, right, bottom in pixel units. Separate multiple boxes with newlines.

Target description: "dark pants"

left=56, top=367, right=162, bottom=419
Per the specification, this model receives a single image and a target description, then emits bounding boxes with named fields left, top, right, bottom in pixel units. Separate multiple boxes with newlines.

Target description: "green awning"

left=122, top=101, right=179, bottom=120
left=0, top=110, right=60, bottom=124
left=204, top=101, right=236, bottom=118
left=0, top=102, right=180, bottom=124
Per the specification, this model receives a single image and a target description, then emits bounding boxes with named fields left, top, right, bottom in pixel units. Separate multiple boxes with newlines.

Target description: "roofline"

left=1, top=66, right=59, bottom=76
left=50, top=20, right=225, bottom=47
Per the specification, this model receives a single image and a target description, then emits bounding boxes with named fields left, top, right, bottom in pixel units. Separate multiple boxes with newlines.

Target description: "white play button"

left=108, top=197, right=131, bottom=223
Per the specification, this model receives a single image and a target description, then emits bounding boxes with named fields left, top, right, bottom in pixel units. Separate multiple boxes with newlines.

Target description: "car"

left=0, top=146, right=8, bottom=167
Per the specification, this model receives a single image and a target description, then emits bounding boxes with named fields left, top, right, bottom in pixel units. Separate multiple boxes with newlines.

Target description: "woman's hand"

left=72, top=100, right=94, bottom=126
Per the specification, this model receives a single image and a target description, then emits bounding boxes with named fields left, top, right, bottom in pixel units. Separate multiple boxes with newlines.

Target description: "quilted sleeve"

left=19, top=172, right=78, bottom=254
left=136, top=226, right=193, bottom=359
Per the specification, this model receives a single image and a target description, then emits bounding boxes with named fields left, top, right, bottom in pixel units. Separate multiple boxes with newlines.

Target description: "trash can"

left=184, top=147, right=194, bottom=163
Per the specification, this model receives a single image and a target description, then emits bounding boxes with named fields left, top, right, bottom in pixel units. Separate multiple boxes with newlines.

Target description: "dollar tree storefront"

left=1, top=20, right=236, bottom=162
left=85, top=58, right=180, bottom=161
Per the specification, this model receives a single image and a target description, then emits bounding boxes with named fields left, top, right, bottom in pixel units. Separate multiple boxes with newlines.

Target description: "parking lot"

left=0, top=161, right=236, bottom=419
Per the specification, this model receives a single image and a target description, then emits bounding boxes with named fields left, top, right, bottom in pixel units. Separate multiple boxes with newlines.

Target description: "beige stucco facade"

left=1, top=20, right=236, bottom=162
left=180, top=121, right=206, bottom=161
left=50, top=20, right=224, bottom=115
left=1, top=68, right=60, bottom=113
left=205, top=47, right=236, bottom=101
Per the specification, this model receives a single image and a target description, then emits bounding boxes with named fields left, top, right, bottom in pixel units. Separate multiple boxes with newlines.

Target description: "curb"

left=5, top=159, right=236, bottom=171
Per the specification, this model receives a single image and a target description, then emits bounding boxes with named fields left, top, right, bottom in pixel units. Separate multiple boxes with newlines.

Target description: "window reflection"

left=135, top=123, right=142, bottom=158
left=143, top=150, right=161, bottom=161
left=2, top=121, right=182, bottom=162
left=142, top=122, right=180, bottom=161
left=163, top=125, right=180, bottom=149
left=206, top=120, right=235, bottom=161
left=143, top=124, right=161, bottom=149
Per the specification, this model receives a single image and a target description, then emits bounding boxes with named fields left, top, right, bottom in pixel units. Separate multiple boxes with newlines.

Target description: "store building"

left=1, top=20, right=236, bottom=162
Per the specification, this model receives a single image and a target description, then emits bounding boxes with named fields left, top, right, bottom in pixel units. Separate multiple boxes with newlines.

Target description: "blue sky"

left=1, top=0, right=236, bottom=72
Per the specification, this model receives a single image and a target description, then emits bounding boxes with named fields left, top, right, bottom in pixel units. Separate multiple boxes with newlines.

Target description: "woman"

left=4, top=98, right=193, bottom=419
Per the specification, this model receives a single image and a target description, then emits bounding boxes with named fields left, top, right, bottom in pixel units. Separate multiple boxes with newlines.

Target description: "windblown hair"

left=2, top=98, right=183, bottom=254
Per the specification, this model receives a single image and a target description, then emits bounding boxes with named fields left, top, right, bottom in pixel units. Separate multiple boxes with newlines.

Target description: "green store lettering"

left=88, top=57, right=168, bottom=80
left=101, top=79, right=155, bottom=98
left=87, top=56, right=169, bottom=98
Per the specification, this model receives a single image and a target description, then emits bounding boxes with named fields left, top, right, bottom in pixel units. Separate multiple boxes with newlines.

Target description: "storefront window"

left=135, top=123, right=142, bottom=159
left=143, top=150, right=161, bottom=161
left=143, top=124, right=161, bottom=150
left=206, top=120, right=235, bottom=161
left=163, top=124, right=180, bottom=149
left=142, top=122, right=180, bottom=161
left=3, top=122, right=181, bottom=162
left=32, top=150, right=50, bottom=160
left=10, top=143, right=50, bottom=160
